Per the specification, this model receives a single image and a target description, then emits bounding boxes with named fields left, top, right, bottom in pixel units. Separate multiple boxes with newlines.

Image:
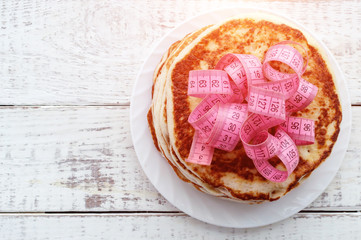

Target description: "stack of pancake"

left=147, top=12, right=342, bottom=203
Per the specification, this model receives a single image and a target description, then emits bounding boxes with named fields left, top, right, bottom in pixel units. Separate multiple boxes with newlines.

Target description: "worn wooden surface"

left=0, top=106, right=360, bottom=212
left=1, top=213, right=361, bottom=239
left=1, top=0, right=361, bottom=106
left=0, top=0, right=361, bottom=239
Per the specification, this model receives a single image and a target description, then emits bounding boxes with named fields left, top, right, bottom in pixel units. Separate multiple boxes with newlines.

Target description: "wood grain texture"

left=0, top=106, right=175, bottom=211
left=0, top=106, right=359, bottom=211
left=0, top=213, right=361, bottom=240
left=0, top=0, right=360, bottom=105
left=1, top=0, right=360, bottom=237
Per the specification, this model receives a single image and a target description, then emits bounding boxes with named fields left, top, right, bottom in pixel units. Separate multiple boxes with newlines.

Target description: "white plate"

left=130, top=8, right=352, bottom=228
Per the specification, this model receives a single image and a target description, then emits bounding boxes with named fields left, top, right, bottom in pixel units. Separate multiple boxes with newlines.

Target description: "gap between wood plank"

left=0, top=104, right=131, bottom=107
left=0, top=210, right=359, bottom=215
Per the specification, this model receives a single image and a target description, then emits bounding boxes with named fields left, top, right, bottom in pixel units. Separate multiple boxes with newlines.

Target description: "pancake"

left=148, top=25, right=227, bottom=196
left=149, top=12, right=342, bottom=202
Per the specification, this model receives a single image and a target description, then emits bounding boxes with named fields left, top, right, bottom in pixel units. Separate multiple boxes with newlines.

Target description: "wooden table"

left=1, top=0, right=360, bottom=239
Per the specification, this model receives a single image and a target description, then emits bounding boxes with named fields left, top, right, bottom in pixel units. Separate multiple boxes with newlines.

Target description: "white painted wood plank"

left=0, top=106, right=176, bottom=211
left=0, top=213, right=360, bottom=240
left=0, top=106, right=360, bottom=211
left=0, top=0, right=360, bottom=105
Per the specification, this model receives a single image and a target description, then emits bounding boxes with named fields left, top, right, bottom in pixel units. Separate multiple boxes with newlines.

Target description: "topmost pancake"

left=161, top=13, right=342, bottom=201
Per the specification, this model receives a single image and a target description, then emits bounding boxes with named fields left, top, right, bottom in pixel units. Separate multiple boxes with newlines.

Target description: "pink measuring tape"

left=186, top=42, right=318, bottom=182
